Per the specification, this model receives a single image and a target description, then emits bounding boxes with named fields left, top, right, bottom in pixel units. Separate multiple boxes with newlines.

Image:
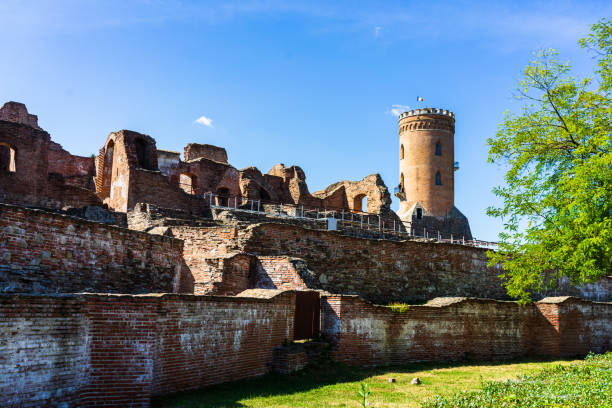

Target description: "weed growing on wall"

left=388, top=302, right=410, bottom=313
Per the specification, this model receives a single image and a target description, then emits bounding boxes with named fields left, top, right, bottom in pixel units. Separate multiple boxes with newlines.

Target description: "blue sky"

left=1, top=0, right=610, bottom=240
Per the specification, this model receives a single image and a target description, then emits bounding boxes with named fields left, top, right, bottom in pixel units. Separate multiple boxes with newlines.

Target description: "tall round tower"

left=395, top=107, right=472, bottom=239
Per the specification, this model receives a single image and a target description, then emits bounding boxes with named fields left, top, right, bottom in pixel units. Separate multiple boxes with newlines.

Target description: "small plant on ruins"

left=487, top=19, right=612, bottom=302
left=357, top=383, right=372, bottom=407
left=388, top=302, right=410, bottom=313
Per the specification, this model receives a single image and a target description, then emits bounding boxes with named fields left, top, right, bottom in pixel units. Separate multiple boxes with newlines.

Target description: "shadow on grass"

left=151, top=356, right=577, bottom=408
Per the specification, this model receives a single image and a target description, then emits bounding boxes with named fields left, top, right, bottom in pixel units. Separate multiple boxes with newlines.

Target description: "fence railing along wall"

left=202, top=192, right=497, bottom=249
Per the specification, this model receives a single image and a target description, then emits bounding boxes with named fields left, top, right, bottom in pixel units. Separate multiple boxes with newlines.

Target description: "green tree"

left=487, top=19, right=612, bottom=302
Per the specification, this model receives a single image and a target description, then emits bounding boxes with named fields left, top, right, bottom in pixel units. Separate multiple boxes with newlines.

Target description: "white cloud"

left=194, top=115, right=213, bottom=127
left=388, top=104, right=410, bottom=116
left=375, top=26, right=382, bottom=36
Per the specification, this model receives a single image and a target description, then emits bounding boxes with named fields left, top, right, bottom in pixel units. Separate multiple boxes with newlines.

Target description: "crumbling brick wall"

left=184, top=143, right=228, bottom=163
left=165, top=223, right=611, bottom=303
left=240, top=223, right=508, bottom=303
left=0, top=203, right=184, bottom=294
left=1, top=113, right=101, bottom=209
left=321, top=295, right=612, bottom=366
left=47, top=141, right=96, bottom=190
left=0, top=291, right=296, bottom=408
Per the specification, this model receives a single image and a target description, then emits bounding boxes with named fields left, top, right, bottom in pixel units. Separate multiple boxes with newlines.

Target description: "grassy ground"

left=152, top=357, right=583, bottom=408
left=422, top=352, right=611, bottom=408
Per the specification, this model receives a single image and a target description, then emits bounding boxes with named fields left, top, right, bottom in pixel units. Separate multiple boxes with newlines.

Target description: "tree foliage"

left=487, top=19, right=612, bottom=302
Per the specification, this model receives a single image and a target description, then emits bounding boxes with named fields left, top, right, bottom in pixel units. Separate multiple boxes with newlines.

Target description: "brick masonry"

left=169, top=223, right=508, bottom=302
left=0, top=291, right=296, bottom=408
left=0, top=203, right=184, bottom=294
left=166, top=222, right=611, bottom=303
left=321, top=295, right=612, bottom=366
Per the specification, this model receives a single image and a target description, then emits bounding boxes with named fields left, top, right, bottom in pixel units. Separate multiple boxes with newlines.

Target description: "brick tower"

left=395, top=108, right=472, bottom=240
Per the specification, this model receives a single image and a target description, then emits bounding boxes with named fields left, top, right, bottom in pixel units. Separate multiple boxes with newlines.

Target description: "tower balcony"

left=454, top=161, right=460, bottom=171
left=394, top=185, right=405, bottom=200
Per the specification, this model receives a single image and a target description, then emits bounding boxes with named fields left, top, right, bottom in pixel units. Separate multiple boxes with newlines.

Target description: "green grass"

left=422, top=352, right=612, bottom=408
left=151, top=356, right=591, bottom=408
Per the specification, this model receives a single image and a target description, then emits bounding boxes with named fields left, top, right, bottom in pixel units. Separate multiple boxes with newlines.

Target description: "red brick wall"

left=0, top=203, right=184, bottom=294
left=236, top=223, right=509, bottom=303
left=321, top=295, right=612, bottom=366
left=152, top=291, right=295, bottom=395
left=47, top=141, right=96, bottom=190
left=254, top=256, right=310, bottom=290
left=166, top=224, right=611, bottom=302
left=556, top=298, right=612, bottom=355
left=0, top=295, right=89, bottom=407
left=0, top=291, right=296, bottom=408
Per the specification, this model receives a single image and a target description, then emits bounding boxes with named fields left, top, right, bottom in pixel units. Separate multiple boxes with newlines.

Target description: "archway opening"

left=0, top=143, right=16, bottom=173
left=259, top=187, right=271, bottom=201
left=353, top=193, right=367, bottom=212
left=180, top=173, right=197, bottom=195
left=134, top=138, right=150, bottom=169
left=101, top=140, right=115, bottom=197
left=217, top=187, right=230, bottom=206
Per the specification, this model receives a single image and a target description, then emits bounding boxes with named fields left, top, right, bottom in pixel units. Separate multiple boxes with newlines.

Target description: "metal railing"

left=202, top=192, right=497, bottom=249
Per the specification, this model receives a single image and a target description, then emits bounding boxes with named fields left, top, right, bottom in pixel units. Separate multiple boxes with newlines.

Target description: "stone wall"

left=0, top=291, right=296, bottom=408
left=0, top=203, right=184, bottom=294
left=321, top=295, right=612, bottom=366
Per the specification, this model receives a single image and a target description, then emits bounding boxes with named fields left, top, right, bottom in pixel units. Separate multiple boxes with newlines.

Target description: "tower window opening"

left=400, top=144, right=405, bottom=160
left=435, top=142, right=441, bottom=156
left=435, top=171, right=442, bottom=185
left=400, top=173, right=404, bottom=191
left=416, top=208, right=423, bottom=219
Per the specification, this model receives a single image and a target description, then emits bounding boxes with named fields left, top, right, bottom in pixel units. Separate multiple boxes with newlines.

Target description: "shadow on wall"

left=150, top=356, right=577, bottom=408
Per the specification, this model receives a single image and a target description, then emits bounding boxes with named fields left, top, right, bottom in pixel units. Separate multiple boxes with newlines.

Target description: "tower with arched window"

left=395, top=108, right=472, bottom=239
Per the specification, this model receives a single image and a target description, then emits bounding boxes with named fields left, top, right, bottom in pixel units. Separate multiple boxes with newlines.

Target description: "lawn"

left=151, top=357, right=586, bottom=408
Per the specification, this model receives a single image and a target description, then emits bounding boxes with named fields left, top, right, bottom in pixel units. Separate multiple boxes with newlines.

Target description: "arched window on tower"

left=400, top=144, right=405, bottom=160
left=435, top=142, right=441, bottom=156
left=435, top=171, right=442, bottom=185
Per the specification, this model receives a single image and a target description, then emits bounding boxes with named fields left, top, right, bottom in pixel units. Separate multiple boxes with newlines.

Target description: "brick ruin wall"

left=168, top=224, right=509, bottom=303
left=0, top=291, right=296, bottom=408
left=0, top=203, right=184, bottom=294
left=167, top=223, right=612, bottom=303
left=47, top=141, right=96, bottom=190
left=0, top=291, right=609, bottom=408
left=321, top=295, right=612, bottom=366
left=0, top=120, right=101, bottom=210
